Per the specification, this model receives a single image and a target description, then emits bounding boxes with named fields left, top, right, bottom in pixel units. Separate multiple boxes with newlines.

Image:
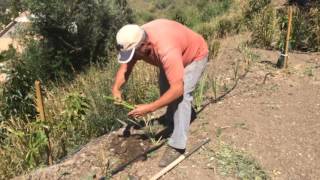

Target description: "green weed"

left=304, top=66, right=315, bottom=77
left=194, top=74, right=209, bottom=111
left=214, top=142, right=269, bottom=180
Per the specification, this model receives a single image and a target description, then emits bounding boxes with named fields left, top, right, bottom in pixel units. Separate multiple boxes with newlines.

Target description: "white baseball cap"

left=116, top=24, right=145, bottom=63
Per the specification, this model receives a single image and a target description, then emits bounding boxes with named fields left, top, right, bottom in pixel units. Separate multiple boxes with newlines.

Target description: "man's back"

left=142, top=19, right=208, bottom=67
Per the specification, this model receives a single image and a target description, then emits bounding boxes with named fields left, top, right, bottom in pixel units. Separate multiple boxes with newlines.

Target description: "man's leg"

left=158, top=69, right=179, bottom=128
left=168, top=56, right=208, bottom=149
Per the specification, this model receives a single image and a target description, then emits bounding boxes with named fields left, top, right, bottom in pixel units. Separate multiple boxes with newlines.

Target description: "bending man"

left=112, top=19, right=208, bottom=167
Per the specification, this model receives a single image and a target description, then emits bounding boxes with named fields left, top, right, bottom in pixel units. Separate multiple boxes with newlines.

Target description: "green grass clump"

left=214, top=143, right=269, bottom=180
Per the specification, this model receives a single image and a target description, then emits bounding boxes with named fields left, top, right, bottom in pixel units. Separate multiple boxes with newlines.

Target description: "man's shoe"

left=159, top=145, right=185, bottom=167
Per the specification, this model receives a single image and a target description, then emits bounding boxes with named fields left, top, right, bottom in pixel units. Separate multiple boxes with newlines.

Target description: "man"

left=112, top=19, right=208, bottom=167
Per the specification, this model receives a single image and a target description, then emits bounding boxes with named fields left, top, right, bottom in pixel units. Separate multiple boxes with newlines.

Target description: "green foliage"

left=248, top=1, right=320, bottom=52
left=136, top=11, right=155, bottom=23
left=0, top=45, right=17, bottom=63
left=1, top=0, right=132, bottom=119
left=0, top=118, right=49, bottom=178
left=24, top=0, right=131, bottom=74
left=1, top=48, right=36, bottom=119
left=250, top=5, right=280, bottom=49
left=289, top=5, right=320, bottom=51
left=155, top=0, right=171, bottom=10
left=209, top=40, right=220, bottom=60
left=245, top=0, right=271, bottom=22
left=62, top=92, right=90, bottom=121
left=194, top=74, right=209, bottom=111
left=0, top=1, right=135, bottom=177
left=0, top=0, right=23, bottom=28
left=214, top=143, right=269, bottom=180
left=200, top=0, right=232, bottom=22
left=194, top=23, right=216, bottom=41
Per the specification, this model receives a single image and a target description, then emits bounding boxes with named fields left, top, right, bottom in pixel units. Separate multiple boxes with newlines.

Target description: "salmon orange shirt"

left=140, top=19, right=208, bottom=84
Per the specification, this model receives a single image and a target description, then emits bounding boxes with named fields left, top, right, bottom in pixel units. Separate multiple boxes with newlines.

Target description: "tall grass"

left=0, top=60, right=159, bottom=178
left=249, top=1, right=320, bottom=52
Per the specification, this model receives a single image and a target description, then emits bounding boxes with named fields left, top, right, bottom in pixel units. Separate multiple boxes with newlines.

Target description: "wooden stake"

left=150, top=138, right=210, bottom=180
left=35, top=81, right=46, bottom=121
left=35, top=80, right=53, bottom=165
left=284, top=6, right=293, bottom=68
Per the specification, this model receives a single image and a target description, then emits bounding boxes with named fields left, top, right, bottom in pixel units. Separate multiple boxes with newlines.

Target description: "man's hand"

left=128, top=104, right=155, bottom=118
left=112, top=89, right=122, bottom=103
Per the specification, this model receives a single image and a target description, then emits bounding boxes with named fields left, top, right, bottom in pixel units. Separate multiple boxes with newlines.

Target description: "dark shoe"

left=159, top=145, right=185, bottom=167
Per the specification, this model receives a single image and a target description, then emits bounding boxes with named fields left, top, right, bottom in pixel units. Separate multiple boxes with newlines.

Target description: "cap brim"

left=117, top=48, right=135, bottom=64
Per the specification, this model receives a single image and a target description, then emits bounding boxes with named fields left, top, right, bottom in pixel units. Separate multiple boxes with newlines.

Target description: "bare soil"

left=113, top=34, right=320, bottom=180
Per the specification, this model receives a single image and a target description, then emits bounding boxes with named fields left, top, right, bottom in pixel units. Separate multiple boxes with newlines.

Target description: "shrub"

left=200, top=0, right=232, bottom=22
left=24, top=0, right=132, bottom=73
left=0, top=46, right=37, bottom=119
left=250, top=5, right=280, bottom=49
left=249, top=2, right=320, bottom=52
left=287, top=5, right=320, bottom=51
left=195, top=23, right=217, bottom=41
left=245, top=0, right=271, bottom=22
left=1, top=0, right=132, bottom=119
left=155, top=0, right=171, bottom=10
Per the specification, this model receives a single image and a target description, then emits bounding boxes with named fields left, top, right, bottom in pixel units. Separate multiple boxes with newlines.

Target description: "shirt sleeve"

left=161, top=49, right=184, bottom=85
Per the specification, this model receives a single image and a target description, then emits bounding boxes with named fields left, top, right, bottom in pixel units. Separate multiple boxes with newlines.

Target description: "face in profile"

left=134, top=42, right=152, bottom=60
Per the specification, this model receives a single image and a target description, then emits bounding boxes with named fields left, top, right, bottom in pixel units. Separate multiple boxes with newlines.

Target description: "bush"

left=24, top=0, right=132, bottom=73
left=287, top=5, right=320, bottom=51
left=200, top=0, right=232, bottom=22
left=249, top=2, right=320, bottom=52
left=1, top=0, right=132, bottom=119
left=0, top=0, right=23, bottom=28
left=0, top=46, right=37, bottom=119
left=245, top=0, right=271, bottom=22
left=0, top=1, right=134, bottom=177
left=250, top=5, right=280, bottom=49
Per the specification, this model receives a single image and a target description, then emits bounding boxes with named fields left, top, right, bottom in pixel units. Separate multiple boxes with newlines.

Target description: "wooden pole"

left=35, top=80, right=53, bottom=165
left=284, top=6, right=293, bottom=68
left=35, top=81, right=46, bottom=121
left=150, top=138, right=210, bottom=180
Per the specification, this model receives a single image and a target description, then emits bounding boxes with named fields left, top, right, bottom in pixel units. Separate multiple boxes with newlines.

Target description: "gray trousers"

left=159, top=56, right=208, bottom=149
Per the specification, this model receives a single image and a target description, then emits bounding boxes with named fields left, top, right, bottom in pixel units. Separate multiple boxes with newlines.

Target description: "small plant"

left=209, top=40, right=221, bottom=59
left=304, top=66, right=315, bottom=77
left=104, top=96, right=135, bottom=110
left=194, top=74, right=208, bottom=111
left=104, top=96, right=162, bottom=145
left=0, top=118, right=49, bottom=177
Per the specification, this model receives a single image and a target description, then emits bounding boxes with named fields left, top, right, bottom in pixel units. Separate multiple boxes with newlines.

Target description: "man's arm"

left=112, top=59, right=137, bottom=99
left=150, top=80, right=183, bottom=110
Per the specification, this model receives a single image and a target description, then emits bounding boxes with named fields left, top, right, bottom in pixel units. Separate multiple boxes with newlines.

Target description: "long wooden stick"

left=150, top=138, right=210, bottom=180
left=284, top=6, right=293, bottom=68
left=35, top=80, right=53, bottom=165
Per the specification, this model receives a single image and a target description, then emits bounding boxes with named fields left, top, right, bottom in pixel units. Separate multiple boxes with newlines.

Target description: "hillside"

left=1, top=0, right=319, bottom=179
